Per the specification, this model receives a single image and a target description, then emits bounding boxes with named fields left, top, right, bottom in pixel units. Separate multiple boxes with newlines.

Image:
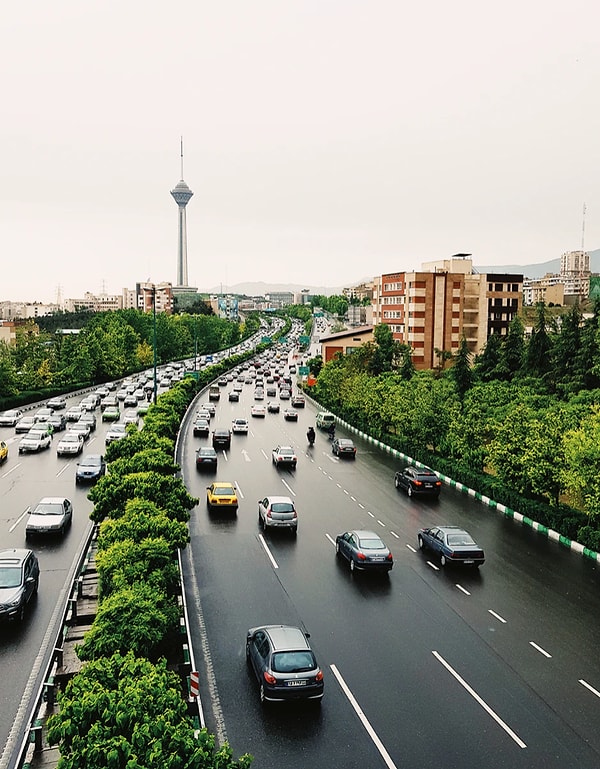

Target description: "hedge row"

left=46, top=372, right=255, bottom=769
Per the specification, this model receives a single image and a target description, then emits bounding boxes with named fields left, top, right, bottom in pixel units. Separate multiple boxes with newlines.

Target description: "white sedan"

left=232, top=418, right=249, bottom=434
left=251, top=405, right=266, bottom=418
left=19, top=429, right=52, bottom=454
left=56, top=432, right=85, bottom=456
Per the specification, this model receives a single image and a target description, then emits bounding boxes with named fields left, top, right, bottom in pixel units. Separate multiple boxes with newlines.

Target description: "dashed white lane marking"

left=376, top=519, right=385, bottom=527
left=529, top=641, right=552, bottom=658
left=427, top=561, right=440, bottom=571
left=456, top=584, right=471, bottom=596
left=488, top=609, right=507, bottom=624
left=579, top=679, right=600, bottom=698
left=281, top=478, right=295, bottom=496
left=405, top=542, right=416, bottom=552
left=330, top=664, right=398, bottom=769
left=258, top=534, right=279, bottom=569
left=433, top=651, right=527, bottom=749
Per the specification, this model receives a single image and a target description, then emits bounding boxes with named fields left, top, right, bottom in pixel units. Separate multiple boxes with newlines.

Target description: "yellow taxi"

left=206, top=482, right=238, bottom=513
left=0, top=440, right=8, bottom=464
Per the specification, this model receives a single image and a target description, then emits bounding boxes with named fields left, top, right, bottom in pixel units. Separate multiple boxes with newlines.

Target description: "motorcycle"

left=307, top=428, right=316, bottom=447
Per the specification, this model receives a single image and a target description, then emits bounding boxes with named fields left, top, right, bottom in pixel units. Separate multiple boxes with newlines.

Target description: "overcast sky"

left=2, top=0, right=599, bottom=303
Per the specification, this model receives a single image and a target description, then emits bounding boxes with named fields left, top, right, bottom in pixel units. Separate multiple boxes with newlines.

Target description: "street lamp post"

left=152, top=285, right=158, bottom=404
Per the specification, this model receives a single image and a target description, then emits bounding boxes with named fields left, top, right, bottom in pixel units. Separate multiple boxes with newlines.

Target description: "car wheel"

left=335, top=542, right=340, bottom=556
left=394, top=476, right=400, bottom=489
left=260, top=684, right=266, bottom=704
left=418, top=535, right=424, bottom=550
left=350, top=558, right=355, bottom=572
left=33, top=577, right=39, bottom=595
left=440, top=554, right=447, bottom=567
left=407, top=485, right=413, bottom=497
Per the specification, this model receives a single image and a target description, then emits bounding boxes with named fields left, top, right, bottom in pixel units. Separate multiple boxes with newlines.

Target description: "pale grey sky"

left=2, top=0, right=599, bottom=303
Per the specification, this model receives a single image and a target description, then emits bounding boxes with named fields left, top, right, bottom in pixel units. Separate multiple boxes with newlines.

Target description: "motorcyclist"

left=327, top=422, right=335, bottom=440
left=307, top=426, right=316, bottom=445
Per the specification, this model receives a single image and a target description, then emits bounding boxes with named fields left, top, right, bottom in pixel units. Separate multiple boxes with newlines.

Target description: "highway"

left=0, top=394, right=98, bottom=758
left=3, top=356, right=600, bottom=769
left=178, top=371, right=600, bottom=768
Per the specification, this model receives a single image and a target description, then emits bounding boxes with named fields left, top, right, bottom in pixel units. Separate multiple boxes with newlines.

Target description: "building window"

left=495, top=283, right=503, bottom=291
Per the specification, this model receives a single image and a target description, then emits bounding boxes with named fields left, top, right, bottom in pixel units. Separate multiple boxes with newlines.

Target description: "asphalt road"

left=179, top=377, right=600, bottom=769
left=4, top=361, right=600, bottom=769
left=0, top=395, right=107, bottom=759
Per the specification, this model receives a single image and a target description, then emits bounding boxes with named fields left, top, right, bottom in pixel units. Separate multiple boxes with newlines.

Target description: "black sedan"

left=417, top=525, right=485, bottom=567
left=332, top=438, right=356, bottom=459
left=196, top=447, right=218, bottom=472
left=394, top=466, right=442, bottom=497
left=335, top=530, right=393, bottom=574
left=212, top=429, right=232, bottom=450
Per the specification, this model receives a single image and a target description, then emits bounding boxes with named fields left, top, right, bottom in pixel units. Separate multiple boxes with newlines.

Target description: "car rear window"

left=271, top=503, right=294, bottom=513
left=447, top=534, right=476, bottom=547
left=358, top=538, right=385, bottom=550
left=272, top=651, right=316, bottom=673
left=214, top=487, right=235, bottom=496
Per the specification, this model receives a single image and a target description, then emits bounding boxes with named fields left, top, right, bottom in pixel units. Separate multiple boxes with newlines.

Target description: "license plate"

left=286, top=680, right=307, bottom=687
left=463, top=559, right=474, bottom=564
left=424, top=483, right=432, bottom=488
left=371, top=557, right=385, bottom=562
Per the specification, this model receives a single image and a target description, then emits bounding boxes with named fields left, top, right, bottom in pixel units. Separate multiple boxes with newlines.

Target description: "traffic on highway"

left=2, top=327, right=600, bottom=769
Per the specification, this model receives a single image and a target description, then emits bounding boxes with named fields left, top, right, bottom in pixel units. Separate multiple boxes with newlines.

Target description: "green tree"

left=525, top=303, right=553, bottom=378
left=450, top=336, right=473, bottom=401
left=47, top=651, right=253, bottom=769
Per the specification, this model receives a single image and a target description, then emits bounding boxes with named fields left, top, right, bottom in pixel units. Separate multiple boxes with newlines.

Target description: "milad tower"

left=170, top=139, right=196, bottom=292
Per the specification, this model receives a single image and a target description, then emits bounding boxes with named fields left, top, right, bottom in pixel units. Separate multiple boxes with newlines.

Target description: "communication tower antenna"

left=581, top=202, right=587, bottom=299
left=180, top=136, right=184, bottom=179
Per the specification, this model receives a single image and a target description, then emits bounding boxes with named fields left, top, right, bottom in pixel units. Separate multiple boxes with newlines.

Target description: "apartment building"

left=373, top=258, right=522, bottom=369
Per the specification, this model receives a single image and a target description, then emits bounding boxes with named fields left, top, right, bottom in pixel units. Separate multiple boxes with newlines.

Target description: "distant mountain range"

left=475, top=248, right=600, bottom=279
left=205, top=281, right=343, bottom=297
left=205, top=249, right=600, bottom=296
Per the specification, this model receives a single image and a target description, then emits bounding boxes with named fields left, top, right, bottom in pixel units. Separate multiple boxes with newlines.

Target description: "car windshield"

left=447, top=534, right=476, bottom=547
left=214, top=487, right=235, bottom=496
left=359, top=537, right=385, bottom=550
left=271, top=503, right=294, bottom=513
left=33, top=504, right=64, bottom=516
left=0, top=567, right=21, bottom=588
left=26, top=431, right=45, bottom=439
left=81, top=457, right=99, bottom=466
left=272, top=651, right=316, bottom=674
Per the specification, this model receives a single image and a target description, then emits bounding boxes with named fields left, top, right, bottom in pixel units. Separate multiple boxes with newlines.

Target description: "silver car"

left=258, top=496, right=298, bottom=535
left=26, top=497, right=73, bottom=538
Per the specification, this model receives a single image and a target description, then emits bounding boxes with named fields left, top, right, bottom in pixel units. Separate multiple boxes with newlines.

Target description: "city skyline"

left=2, top=1, right=599, bottom=304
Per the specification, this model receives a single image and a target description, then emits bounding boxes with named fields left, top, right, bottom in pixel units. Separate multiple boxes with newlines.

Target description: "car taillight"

left=413, top=480, right=423, bottom=486
left=267, top=509, right=272, bottom=519
left=264, top=671, right=277, bottom=685
left=387, top=553, right=393, bottom=561
left=292, top=511, right=297, bottom=519
left=356, top=552, right=366, bottom=561
left=315, top=670, right=324, bottom=682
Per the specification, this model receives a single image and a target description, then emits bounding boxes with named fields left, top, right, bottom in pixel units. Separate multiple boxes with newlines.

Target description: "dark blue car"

left=418, top=525, right=485, bottom=567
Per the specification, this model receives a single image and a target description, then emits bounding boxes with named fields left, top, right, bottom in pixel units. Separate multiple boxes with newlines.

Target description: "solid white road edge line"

left=258, top=534, right=279, bottom=569
left=329, top=664, right=398, bottom=769
left=432, top=651, right=527, bottom=749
